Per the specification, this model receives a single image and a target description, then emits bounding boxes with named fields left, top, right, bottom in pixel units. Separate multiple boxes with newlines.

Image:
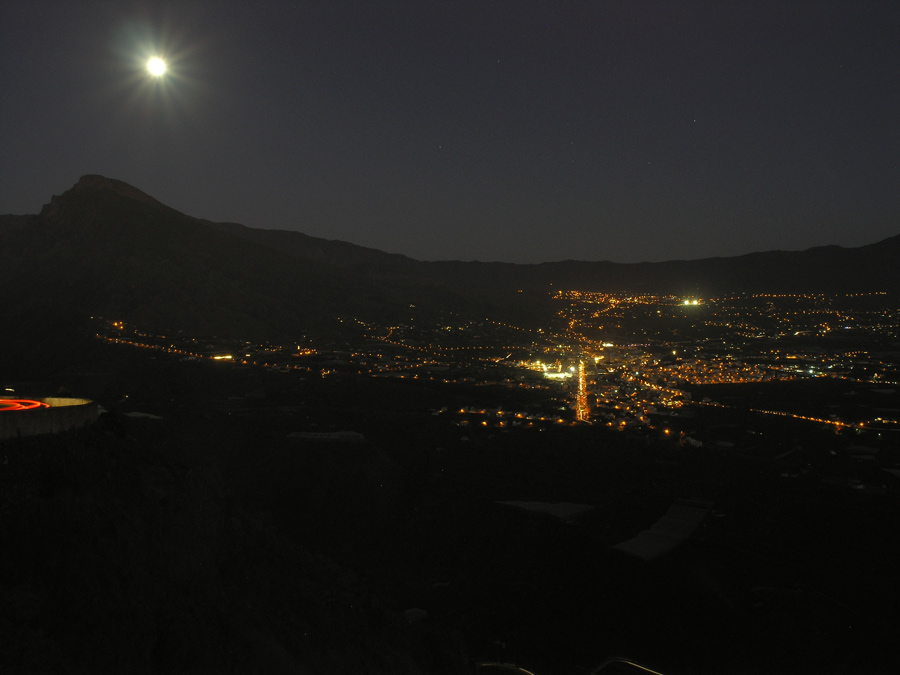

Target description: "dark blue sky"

left=2, top=1, right=899, bottom=263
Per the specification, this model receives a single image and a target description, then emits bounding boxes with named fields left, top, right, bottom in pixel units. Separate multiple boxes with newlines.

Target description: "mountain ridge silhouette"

left=2, top=175, right=897, bottom=349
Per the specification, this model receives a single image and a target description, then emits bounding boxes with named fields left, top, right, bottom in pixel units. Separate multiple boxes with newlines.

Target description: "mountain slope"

left=206, top=211, right=900, bottom=297
left=0, top=176, right=451, bottom=342
left=2, top=175, right=898, bottom=361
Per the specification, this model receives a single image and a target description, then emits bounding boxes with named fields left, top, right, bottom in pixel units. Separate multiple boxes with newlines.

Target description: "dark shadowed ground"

left=2, top=346, right=899, bottom=674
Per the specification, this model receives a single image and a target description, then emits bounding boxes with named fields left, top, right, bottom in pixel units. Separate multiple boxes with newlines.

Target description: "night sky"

left=2, top=1, right=899, bottom=264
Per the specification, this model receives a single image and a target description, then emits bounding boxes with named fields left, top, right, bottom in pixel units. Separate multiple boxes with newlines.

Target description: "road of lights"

left=696, top=398, right=856, bottom=429
left=575, top=360, right=590, bottom=422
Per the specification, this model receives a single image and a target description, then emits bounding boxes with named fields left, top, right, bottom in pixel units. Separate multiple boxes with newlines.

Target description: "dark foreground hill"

left=4, top=350, right=899, bottom=675
left=0, top=403, right=468, bottom=674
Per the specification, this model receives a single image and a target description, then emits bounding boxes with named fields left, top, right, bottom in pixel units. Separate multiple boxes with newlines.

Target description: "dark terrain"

left=3, top=344, right=900, bottom=674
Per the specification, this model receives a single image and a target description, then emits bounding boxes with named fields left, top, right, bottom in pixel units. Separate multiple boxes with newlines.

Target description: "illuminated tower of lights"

left=576, top=359, right=590, bottom=422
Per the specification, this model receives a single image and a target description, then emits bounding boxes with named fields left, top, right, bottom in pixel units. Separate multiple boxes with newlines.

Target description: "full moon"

left=147, top=57, right=166, bottom=77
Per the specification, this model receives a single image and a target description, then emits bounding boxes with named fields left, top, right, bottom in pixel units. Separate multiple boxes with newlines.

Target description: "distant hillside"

left=206, top=206, right=900, bottom=298
left=414, top=237, right=900, bottom=298
left=2, top=175, right=898, bottom=365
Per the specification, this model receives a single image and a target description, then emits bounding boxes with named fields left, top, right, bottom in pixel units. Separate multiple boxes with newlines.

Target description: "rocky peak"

left=75, top=175, right=162, bottom=204
left=39, top=174, right=163, bottom=220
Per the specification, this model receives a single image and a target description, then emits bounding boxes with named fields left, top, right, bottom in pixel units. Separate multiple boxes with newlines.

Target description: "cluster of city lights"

left=96, top=287, right=900, bottom=440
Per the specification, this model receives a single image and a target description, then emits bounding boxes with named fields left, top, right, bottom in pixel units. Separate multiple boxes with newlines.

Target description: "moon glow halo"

left=147, top=57, right=167, bottom=77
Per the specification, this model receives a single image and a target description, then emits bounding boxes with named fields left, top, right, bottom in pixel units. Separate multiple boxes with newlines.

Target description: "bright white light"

left=147, top=57, right=167, bottom=76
